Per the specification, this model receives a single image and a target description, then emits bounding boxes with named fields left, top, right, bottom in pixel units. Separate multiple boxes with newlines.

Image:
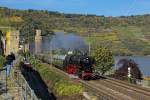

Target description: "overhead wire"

left=124, top=0, right=137, bottom=16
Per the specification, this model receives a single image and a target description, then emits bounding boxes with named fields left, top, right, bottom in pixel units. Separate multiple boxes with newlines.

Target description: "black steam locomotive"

left=38, top=51, right=95, bottom=80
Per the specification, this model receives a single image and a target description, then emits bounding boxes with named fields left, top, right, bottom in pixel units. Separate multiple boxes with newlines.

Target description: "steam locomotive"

left=37, top=51, right=95, bottom=80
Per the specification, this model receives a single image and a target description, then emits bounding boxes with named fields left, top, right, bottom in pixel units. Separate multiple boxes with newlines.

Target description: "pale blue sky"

left=0, top=0, right=150, bottom=16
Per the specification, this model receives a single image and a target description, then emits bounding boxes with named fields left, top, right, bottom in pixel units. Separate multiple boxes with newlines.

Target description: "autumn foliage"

left=114, top=58, right=142, bottom=80
left=92, top=47, right=114, bottom=75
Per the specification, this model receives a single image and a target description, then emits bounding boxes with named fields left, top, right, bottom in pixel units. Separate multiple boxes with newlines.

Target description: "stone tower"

left=5, top=30, right=20, bottom=55
left=35, top=30, right=42, bottom=54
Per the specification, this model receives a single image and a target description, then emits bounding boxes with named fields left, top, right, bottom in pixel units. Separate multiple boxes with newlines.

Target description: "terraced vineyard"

left=0, top=7, right=150, bottom=55
left=84, top=26, right=150, bottom=55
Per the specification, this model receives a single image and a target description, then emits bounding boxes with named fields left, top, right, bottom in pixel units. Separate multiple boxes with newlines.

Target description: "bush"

left=55, top=82, right=82, bottom=96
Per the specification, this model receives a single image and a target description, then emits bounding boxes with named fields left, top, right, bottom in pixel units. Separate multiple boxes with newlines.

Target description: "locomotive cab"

left=79, top=56, right=95, bottom=80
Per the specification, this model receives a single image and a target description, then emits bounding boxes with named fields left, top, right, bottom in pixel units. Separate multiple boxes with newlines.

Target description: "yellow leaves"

left=92, top=47, right=114, bottom=75
left=6, top=31, right=10, bottom=46
left=55, top=82, right=83, bottom=96
left=9, top=16, right=23, bottom=22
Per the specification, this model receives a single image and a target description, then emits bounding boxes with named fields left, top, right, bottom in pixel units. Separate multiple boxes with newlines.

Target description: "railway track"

left=108, top=78, right=150, bottom=93
left=90, top=79, right=150, bottom=100
left=107, top=77, right=150, bottom=93
left=81, top=80, right=133, bottom=100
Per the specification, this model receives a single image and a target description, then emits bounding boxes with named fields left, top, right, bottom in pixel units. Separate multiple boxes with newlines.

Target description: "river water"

left=114, top=56, right=150, bottom=76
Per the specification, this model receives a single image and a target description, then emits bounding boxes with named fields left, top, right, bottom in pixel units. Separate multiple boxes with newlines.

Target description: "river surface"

left=114, top=56, right=150, bottom=76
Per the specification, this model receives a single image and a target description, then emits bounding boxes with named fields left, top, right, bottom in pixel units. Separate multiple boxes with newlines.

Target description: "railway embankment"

left=27, top=56, right=84, bottom=100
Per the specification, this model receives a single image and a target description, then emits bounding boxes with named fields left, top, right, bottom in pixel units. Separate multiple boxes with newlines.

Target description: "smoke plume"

left=42, top=32, right=88, bottom=53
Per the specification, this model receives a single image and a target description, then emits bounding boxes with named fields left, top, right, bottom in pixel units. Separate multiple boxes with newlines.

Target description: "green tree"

left=92, top=47, right=114, bottom=75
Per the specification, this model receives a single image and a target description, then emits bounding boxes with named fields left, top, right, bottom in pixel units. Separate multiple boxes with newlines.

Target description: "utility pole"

left=87, top=28, right=95, bottom=55
left=21, top=38, right=26, bottom=58
left=50, top=39, right=53, bottom=66
left=88, top=32, right=91, bottom=55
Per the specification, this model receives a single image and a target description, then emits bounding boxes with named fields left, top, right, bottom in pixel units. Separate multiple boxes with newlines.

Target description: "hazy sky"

left=0, top=0, right=150, bottom=16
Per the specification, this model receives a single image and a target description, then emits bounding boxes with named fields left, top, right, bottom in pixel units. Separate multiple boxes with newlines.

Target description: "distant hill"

left=0, top=7, right=149, bottom=55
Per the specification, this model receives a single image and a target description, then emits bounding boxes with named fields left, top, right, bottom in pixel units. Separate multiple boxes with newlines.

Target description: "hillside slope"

left=0, top=7, right=149, bottom=55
